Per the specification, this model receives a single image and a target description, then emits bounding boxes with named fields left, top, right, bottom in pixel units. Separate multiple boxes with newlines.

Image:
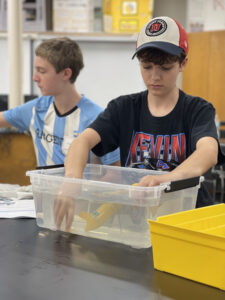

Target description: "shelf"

left=0, top=31, right=137, bottom=42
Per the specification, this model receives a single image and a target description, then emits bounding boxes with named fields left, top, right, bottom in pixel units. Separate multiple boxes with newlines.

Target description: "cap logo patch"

left=146, top=19, right=167, bottom=36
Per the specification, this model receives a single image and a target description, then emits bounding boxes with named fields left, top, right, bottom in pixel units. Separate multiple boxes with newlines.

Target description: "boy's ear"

left=180, top=57, right=188, bottom=71
left=63, top=68, right=72, bottom=81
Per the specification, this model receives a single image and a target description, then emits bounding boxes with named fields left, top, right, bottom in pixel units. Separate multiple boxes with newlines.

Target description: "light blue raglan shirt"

left=4, top=95, right=120, bottom=166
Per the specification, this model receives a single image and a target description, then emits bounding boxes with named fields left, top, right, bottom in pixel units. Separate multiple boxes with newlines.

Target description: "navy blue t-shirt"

left=89, top=89, right=223, bottom=207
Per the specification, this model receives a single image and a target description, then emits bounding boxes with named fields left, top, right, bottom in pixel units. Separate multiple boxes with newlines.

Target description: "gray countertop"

left=0, top=219, right=224, bottom=300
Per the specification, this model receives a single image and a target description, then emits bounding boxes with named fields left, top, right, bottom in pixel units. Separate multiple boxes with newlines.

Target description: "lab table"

left=0, top=219, right=224, bottom=300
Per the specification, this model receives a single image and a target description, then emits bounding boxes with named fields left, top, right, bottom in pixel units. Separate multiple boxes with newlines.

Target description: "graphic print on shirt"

left=29, top=103, right=81, bottom=165
left=62, top=109, right=80, bottom=155
left=30, top=102, right=57, bottom=165
left=125, top=131, right=186, bottom=169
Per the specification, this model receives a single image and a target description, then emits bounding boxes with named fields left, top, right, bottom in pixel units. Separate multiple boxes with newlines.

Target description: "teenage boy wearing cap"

left=55, top=16, right=224, bottom=229
left=0, top=37, right=120, bottom=167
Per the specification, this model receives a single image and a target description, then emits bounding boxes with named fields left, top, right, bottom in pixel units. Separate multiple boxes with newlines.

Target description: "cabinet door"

left=0, top=133, right=36, bottom=185
left=208, top=31, right=225, bottom=121
left=183, top=31, right=225, bottom=120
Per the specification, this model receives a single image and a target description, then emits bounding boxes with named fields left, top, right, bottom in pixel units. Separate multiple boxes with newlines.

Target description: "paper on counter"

left=0, top=184, right=35, bottom=218
left=0, top=199, right=36, bottom=218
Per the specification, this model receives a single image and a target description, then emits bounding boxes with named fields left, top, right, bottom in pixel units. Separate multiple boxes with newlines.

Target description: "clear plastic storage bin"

left=27, top=164, right=202, bottom=248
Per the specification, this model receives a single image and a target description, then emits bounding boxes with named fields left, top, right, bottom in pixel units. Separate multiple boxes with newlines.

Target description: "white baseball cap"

left=132, top=16, right=189, bottom=59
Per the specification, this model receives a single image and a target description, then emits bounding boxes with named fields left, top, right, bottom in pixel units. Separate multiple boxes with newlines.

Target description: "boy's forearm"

left=163, top=137, right=218, bottom=182
left=139, top=137, right=218, bottom=187
left=65, top=128, right=101, bottom=179
left=65, top=138, right=89, bottom=178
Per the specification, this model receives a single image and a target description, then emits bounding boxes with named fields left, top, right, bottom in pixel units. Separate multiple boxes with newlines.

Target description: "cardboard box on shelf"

left=103, top=0, right=154, bottom=33
left=94, top=0, right=103, bottom=32
left=53, top=0, right=94, bottom=33
left=0, top=0, right=52, bottom=32
left=23, top=0, right=52, bottom=31
left=0, top=0, right=7, bottom=31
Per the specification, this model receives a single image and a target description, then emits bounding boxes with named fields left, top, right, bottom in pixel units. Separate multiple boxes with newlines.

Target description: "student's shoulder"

left=77, top=95, right=103, bottom=115
left=180, top=90, right=215, bottom=112
left=5, top=95, right=53, bottom=113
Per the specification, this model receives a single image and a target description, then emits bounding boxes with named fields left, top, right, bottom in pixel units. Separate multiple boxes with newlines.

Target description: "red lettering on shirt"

left=125, top=132, right=186, bottom=166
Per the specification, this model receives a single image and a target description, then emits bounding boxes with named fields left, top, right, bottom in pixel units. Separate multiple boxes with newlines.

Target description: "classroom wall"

left=153, top=0, right=187, bottom=27
left=0, top=0, right=187, bottom=109
left=31, top=39, right=145, bottom=108
left=1, top=0, right=224, bottom=110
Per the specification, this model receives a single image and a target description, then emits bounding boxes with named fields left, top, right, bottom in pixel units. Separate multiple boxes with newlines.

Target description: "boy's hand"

left=54, top=194, right=75, bottom=231
left=138, top=174, right=164, bottom=187
left=54, top=180, right=81, bottom=231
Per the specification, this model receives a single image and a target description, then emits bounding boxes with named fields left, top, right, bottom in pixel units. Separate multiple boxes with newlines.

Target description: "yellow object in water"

left=79, top=183, right=138, bottom=231
left=79, top=203, right=122, bottom=231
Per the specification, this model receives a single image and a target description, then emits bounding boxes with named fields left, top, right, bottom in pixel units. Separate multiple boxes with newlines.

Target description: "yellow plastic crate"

left=103, top=0, right=154, bottom=33
left=148, top=204, right=225, bottom=290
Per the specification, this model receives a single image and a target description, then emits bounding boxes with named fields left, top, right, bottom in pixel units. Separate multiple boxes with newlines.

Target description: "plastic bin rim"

left=26, top=170, right=169, bottom=192
left=27, top=164, right=167, bottom=176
